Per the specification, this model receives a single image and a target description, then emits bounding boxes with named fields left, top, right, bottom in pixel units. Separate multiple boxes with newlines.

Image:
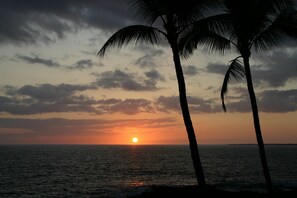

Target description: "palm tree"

left=98, top=0, right=221, bottom=186
left=180, top=0, right=297, bottom=192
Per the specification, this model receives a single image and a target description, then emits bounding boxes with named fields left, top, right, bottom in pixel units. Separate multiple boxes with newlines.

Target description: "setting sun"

left=132, top=137, right=138, bottom=143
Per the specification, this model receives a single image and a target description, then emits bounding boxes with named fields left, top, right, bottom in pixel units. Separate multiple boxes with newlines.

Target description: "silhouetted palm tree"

left=98, top=0, right=222, bottom=186
left=180, top=0, right=297, bottom=191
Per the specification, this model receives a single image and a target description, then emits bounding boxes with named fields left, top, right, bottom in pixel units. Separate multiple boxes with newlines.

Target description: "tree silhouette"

left=180, top=0, right=297, bottom=192
left=98, top=0, right=221, bottom=186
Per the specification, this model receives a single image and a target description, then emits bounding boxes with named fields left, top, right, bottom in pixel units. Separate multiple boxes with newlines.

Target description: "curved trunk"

left=243, top=56, right=273, bottom=192
left=170, top=39, right=206, bottom=186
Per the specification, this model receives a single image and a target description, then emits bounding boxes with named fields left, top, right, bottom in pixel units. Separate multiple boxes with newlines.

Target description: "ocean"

left=0, top=145, right=296, bottom=197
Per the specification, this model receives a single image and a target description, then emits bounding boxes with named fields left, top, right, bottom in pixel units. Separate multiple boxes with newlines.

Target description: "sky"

left=0, top=0, right=296, bottom=145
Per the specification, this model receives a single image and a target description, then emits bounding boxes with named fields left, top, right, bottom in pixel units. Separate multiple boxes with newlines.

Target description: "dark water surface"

left=0, top=145, right=296, bottom=197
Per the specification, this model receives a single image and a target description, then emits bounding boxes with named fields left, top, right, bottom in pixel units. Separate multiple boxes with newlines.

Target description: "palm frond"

left=179, top=12, right=234, bottom=59
left=130, top=0, right=222, bottom=26
left=253, top=8, right=297, bottom=52
left=264, top=0, right=295, bottom=14
left=189, top=13, right=233, bottom=35
left=129, top=0, right=160, bottom=25
left=172, top=0, right=223, bottom=26
left=180, top=28, right=231, bottom=59
left=98, top=25, right=162, bottom=57
left=221, top=57, right=245, bottom=112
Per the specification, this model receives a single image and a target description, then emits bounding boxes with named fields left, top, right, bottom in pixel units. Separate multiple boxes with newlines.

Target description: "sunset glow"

left=0, top=0, right=296, bottom=145
left=132, top=137, right=139, bottom=143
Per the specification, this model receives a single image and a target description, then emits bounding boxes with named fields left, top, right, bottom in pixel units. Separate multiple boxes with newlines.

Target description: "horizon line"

left=1, top=143, right=297, bottom=146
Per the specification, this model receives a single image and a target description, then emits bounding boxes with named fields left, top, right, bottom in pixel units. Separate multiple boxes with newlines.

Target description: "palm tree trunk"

left=170, top=40, right=206, bottom=186
left=243, top=57, right=273, bottom=192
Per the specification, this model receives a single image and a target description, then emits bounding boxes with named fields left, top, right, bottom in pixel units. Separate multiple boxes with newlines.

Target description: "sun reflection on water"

left=127, top=180, right=145, bottom=187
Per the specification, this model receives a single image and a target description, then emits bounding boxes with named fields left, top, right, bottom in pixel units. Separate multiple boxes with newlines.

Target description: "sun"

left=132, top=137, right=138, bottom=143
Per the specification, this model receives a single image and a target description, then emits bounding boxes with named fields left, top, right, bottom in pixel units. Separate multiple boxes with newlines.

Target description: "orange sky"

left=1, top=112, right=296, bottom=145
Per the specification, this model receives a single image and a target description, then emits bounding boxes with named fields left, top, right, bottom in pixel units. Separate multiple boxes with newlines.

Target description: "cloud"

left=68, top=59, right=104, bottom=70
left=183, top=65, right=200, bottom=76
left=156, top=95, right=220, bottom=113
left=1, top=83, right=296, bottom=115
left=144, top=70, right=165, bottom=81
left=0, top=83, right=156, bottom=115
left=221, top=96, right=251, bottom=113
left=11, top=83, right=96, bottom=101
left=258, top=89, right=297, bottom=112
left=135, top=49, right=165, bottom=68
left=99, top=98, right=154, bottom=114
left=0, top=99, right=103, bottom=115
left=205, top=50, right=297, bottom=88
left=0, top=0, right=134, bottom=45
left=144, top=69, right=166, bottom=88
left=222, top=88, right=297, bottom=113
left=0, top=94, right=103, bottom=115
left=0, top=83, right=101, bottom=115
left=0, top=95, right=156, bottom=115
left=16, top=54, right=60, bottom=67
left=95, top=69, right=161, bottom=91
left=16, top=54, right=104, bottom=70
left=205, top=63, right=228, bottom=75
left=252, top=50, right=297, bottom=87
left=276, top=37, right=297, bottom=48
left=0, top=117, right=178, bottom=142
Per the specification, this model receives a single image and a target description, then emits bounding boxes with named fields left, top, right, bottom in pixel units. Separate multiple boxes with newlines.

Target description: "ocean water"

left=0, top=145, right=296, bottom=197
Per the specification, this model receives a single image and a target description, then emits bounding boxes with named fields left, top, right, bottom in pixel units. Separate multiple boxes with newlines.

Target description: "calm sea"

left=0, top=145, right=296, bottom=197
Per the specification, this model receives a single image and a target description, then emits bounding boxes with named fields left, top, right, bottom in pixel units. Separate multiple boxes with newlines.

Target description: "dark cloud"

left=16, top=54, right=104, bottom=70
left=144, top=69, right=166, bottom=88
left=12, top=83, right=96, bottom=101
left=100, top=98, right=154, bottom=114
left=252, top=50, right=297, bottom=87
left=205, top=50, right=297, bottom=88
left=97, top=98, right=122, bottom=105
left=0, top=83, right=101, bottom=115
left=0, top=95, right=155, bottom=115
left=16, top=54, right=60, bottom=67
left=1, top=82, right=296, bottom=115
left=135, top=49, right=164, bottom=68
left=156, top=95, right=220, bottom=113
left=95, top=69, right=161, bottom=91
left=156, top=88, right=297, bottom=114
left=145, top=70, right=165, bottom=81
left=0, top=83, right=155, bottom=115
left=0, top=99, right=102, bottom=115
left=258, top=89, right=297, bottom=112
left=222, top=96, right=251, bottom=113
left=0, top=0, right=134, bottom=45
left=275, top=37, right=297, bottom=48
left=222, top=88, right=297, bottom=113
left=205, top=63, right=228, bottom=75
left=0, top=94, right=102, bottom=115
left=68, top=59, right=104, bottom=70
left=1, top=85, right=18, bottom=96
left=183, top=65, right=200, bottom=76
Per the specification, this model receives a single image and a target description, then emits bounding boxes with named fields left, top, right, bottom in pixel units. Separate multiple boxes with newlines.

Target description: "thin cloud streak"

left=16, top=54, right=61, bottom=67
left=0, top=117, right=178, bottom=138
left=68, top=59, right=104, bottom=70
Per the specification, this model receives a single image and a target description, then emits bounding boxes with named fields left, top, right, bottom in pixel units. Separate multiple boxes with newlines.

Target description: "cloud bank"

left=0, top=0, right=134, bottom=45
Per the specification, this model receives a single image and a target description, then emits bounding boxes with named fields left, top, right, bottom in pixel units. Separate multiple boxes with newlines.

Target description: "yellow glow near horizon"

left=132, top=137, right=138, bottom=143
